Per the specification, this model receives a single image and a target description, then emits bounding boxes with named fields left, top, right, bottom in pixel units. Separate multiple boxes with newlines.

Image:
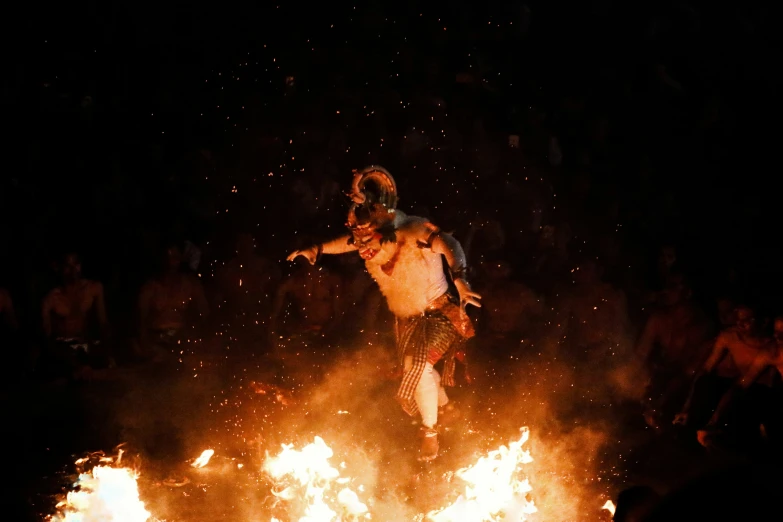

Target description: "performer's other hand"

left=454, top=279, right=481, bottom=309
left=286, top=246, right=318, bottom=265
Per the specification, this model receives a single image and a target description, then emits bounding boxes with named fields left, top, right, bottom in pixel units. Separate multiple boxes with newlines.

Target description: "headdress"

left=345, top=166, right=398, bottom=236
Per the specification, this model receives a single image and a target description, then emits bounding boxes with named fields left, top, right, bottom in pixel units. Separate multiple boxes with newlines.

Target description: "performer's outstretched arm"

left=286, top=235, right=357, bottom=265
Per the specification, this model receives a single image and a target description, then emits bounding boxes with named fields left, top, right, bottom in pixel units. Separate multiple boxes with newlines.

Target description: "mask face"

left=351, top=225, right=382, bottom=261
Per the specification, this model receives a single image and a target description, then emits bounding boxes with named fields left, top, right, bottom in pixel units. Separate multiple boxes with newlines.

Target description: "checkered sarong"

left=395, top=306, right=467, bottom=417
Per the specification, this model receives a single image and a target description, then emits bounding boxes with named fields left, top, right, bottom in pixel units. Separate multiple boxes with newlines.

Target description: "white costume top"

left=365, top=212, right=449, bottom=318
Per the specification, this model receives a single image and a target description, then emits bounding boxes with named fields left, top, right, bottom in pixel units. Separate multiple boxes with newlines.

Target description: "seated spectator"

left=40, top=251, right=111, bottom=380
left=137, top=243, right=209, bottom=361
left=674, top=305, right=775, bottom=435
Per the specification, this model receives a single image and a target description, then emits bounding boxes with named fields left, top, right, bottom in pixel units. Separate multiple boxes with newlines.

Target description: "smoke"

left=97, top=313, right=635, bottom=522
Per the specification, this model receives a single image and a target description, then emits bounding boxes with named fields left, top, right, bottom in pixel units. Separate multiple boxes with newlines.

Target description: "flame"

left=192, top=449, right=215, bottom=468
left=49, top=465, right=151, bottom=522
left=426, top=428, right=537, bottom=522
left=263, top=436, right=369, bottom=521
left=602, top=499, right=616, bottom=516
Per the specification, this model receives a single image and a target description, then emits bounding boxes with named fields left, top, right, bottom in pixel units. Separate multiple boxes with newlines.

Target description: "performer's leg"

left=432, top=367, right=449, bottom=407
left=432, top=366, right=461, bottom=424
left=415, top=363, right=440, bottom=428
left=406, top=359, right=440, bottom=461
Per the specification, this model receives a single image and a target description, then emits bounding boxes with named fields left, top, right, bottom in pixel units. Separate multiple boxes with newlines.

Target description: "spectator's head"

left=56, top=251, right=82, bottom=284
left=735, top=305, right=757, bottom=335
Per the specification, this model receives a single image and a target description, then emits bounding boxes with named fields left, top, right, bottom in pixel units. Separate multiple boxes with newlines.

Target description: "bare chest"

left=51, top=286, right=94, bottom=317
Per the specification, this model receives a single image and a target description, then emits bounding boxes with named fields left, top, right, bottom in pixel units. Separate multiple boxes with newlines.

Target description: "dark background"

left=2, top=0, right=782, bottom=329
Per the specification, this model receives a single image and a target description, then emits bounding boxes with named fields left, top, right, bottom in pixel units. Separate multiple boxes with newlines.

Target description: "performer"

left=287, top=166, right=481, bottom=461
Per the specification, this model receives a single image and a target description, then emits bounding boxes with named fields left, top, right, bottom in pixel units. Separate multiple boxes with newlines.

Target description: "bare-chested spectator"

left=41, top=251, right=110, bottom=380
left=636, top=275, right=714, bottom=427
left=556, top=257, right=631, bottom=361
left=694, top=316, right=783, bottom=447
left=215, top=233, right=281, bottom=328
left=674, top=305, right=775, bottom=431
left=269, top=252, right=342, bottom=351
left=478, top=260, right=545, bottom=346
left=137, top=244, right=209, bottom=361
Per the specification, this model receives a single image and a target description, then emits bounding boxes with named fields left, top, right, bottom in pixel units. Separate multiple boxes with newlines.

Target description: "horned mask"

left=345, top=166, right=399, bottom=257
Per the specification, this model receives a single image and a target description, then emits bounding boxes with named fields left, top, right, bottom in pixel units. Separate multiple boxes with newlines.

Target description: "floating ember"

left=426, top=428, right=537, bottom=522
left=49, top=451, right=151, bottom=522
left=251, top=381, right=293, bottom=405
left=263, top=436, right=369, bottom=521
left=191, top=449, right=215, bottom=468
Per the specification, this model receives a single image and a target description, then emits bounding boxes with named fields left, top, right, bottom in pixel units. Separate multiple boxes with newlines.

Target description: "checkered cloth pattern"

left=395, top=308, right=466, bottom=417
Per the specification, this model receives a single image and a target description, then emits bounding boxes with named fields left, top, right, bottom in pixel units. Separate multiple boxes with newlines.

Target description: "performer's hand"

left=454, top=278, right=481, bottom=309
left=672, top=412, right=689, bottom=426
left=286, top=246, right=318, bottom=265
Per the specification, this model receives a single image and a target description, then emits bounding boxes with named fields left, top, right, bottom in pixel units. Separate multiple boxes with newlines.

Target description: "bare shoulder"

left=715, top=327, right=738, bottom=345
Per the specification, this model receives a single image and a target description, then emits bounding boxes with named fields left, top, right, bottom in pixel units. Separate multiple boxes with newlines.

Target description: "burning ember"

left=263, top=436, right=369, bottom=521
left=251, top=381, right=294, bottom=405
left=49, top=450, right=151, bottom=522
left=192, top=449, right=215, bottom=468
left=426, top=428, right=537, bottom=522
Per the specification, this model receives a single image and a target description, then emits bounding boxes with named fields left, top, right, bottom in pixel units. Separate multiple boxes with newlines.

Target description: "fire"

left=426, top=428, right=537, bottom=522
left=192, top=448, right=215, bottom=468
left=602, top=500, right=616, bottom=516
left=263, top=436, right=369, bottom=521
left=49, top=454, right=151, bottom=522
left=264, top=430, right=537, bottom=522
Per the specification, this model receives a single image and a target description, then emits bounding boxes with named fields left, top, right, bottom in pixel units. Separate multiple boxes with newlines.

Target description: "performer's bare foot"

left=438, top=403, right=461, bottom=426
left=419, top=427, right=439, bottom=461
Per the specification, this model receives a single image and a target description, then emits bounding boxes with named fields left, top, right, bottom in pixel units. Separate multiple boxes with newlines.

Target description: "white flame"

left=49, top=465, right=151, bottom=522
left=602, top=500, right=616, bottom=516
left=263, top=436, right=369, bottom=521
left=426, top=428, right=537, bottom=522
left=192, top=449, right=215, bottom=468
